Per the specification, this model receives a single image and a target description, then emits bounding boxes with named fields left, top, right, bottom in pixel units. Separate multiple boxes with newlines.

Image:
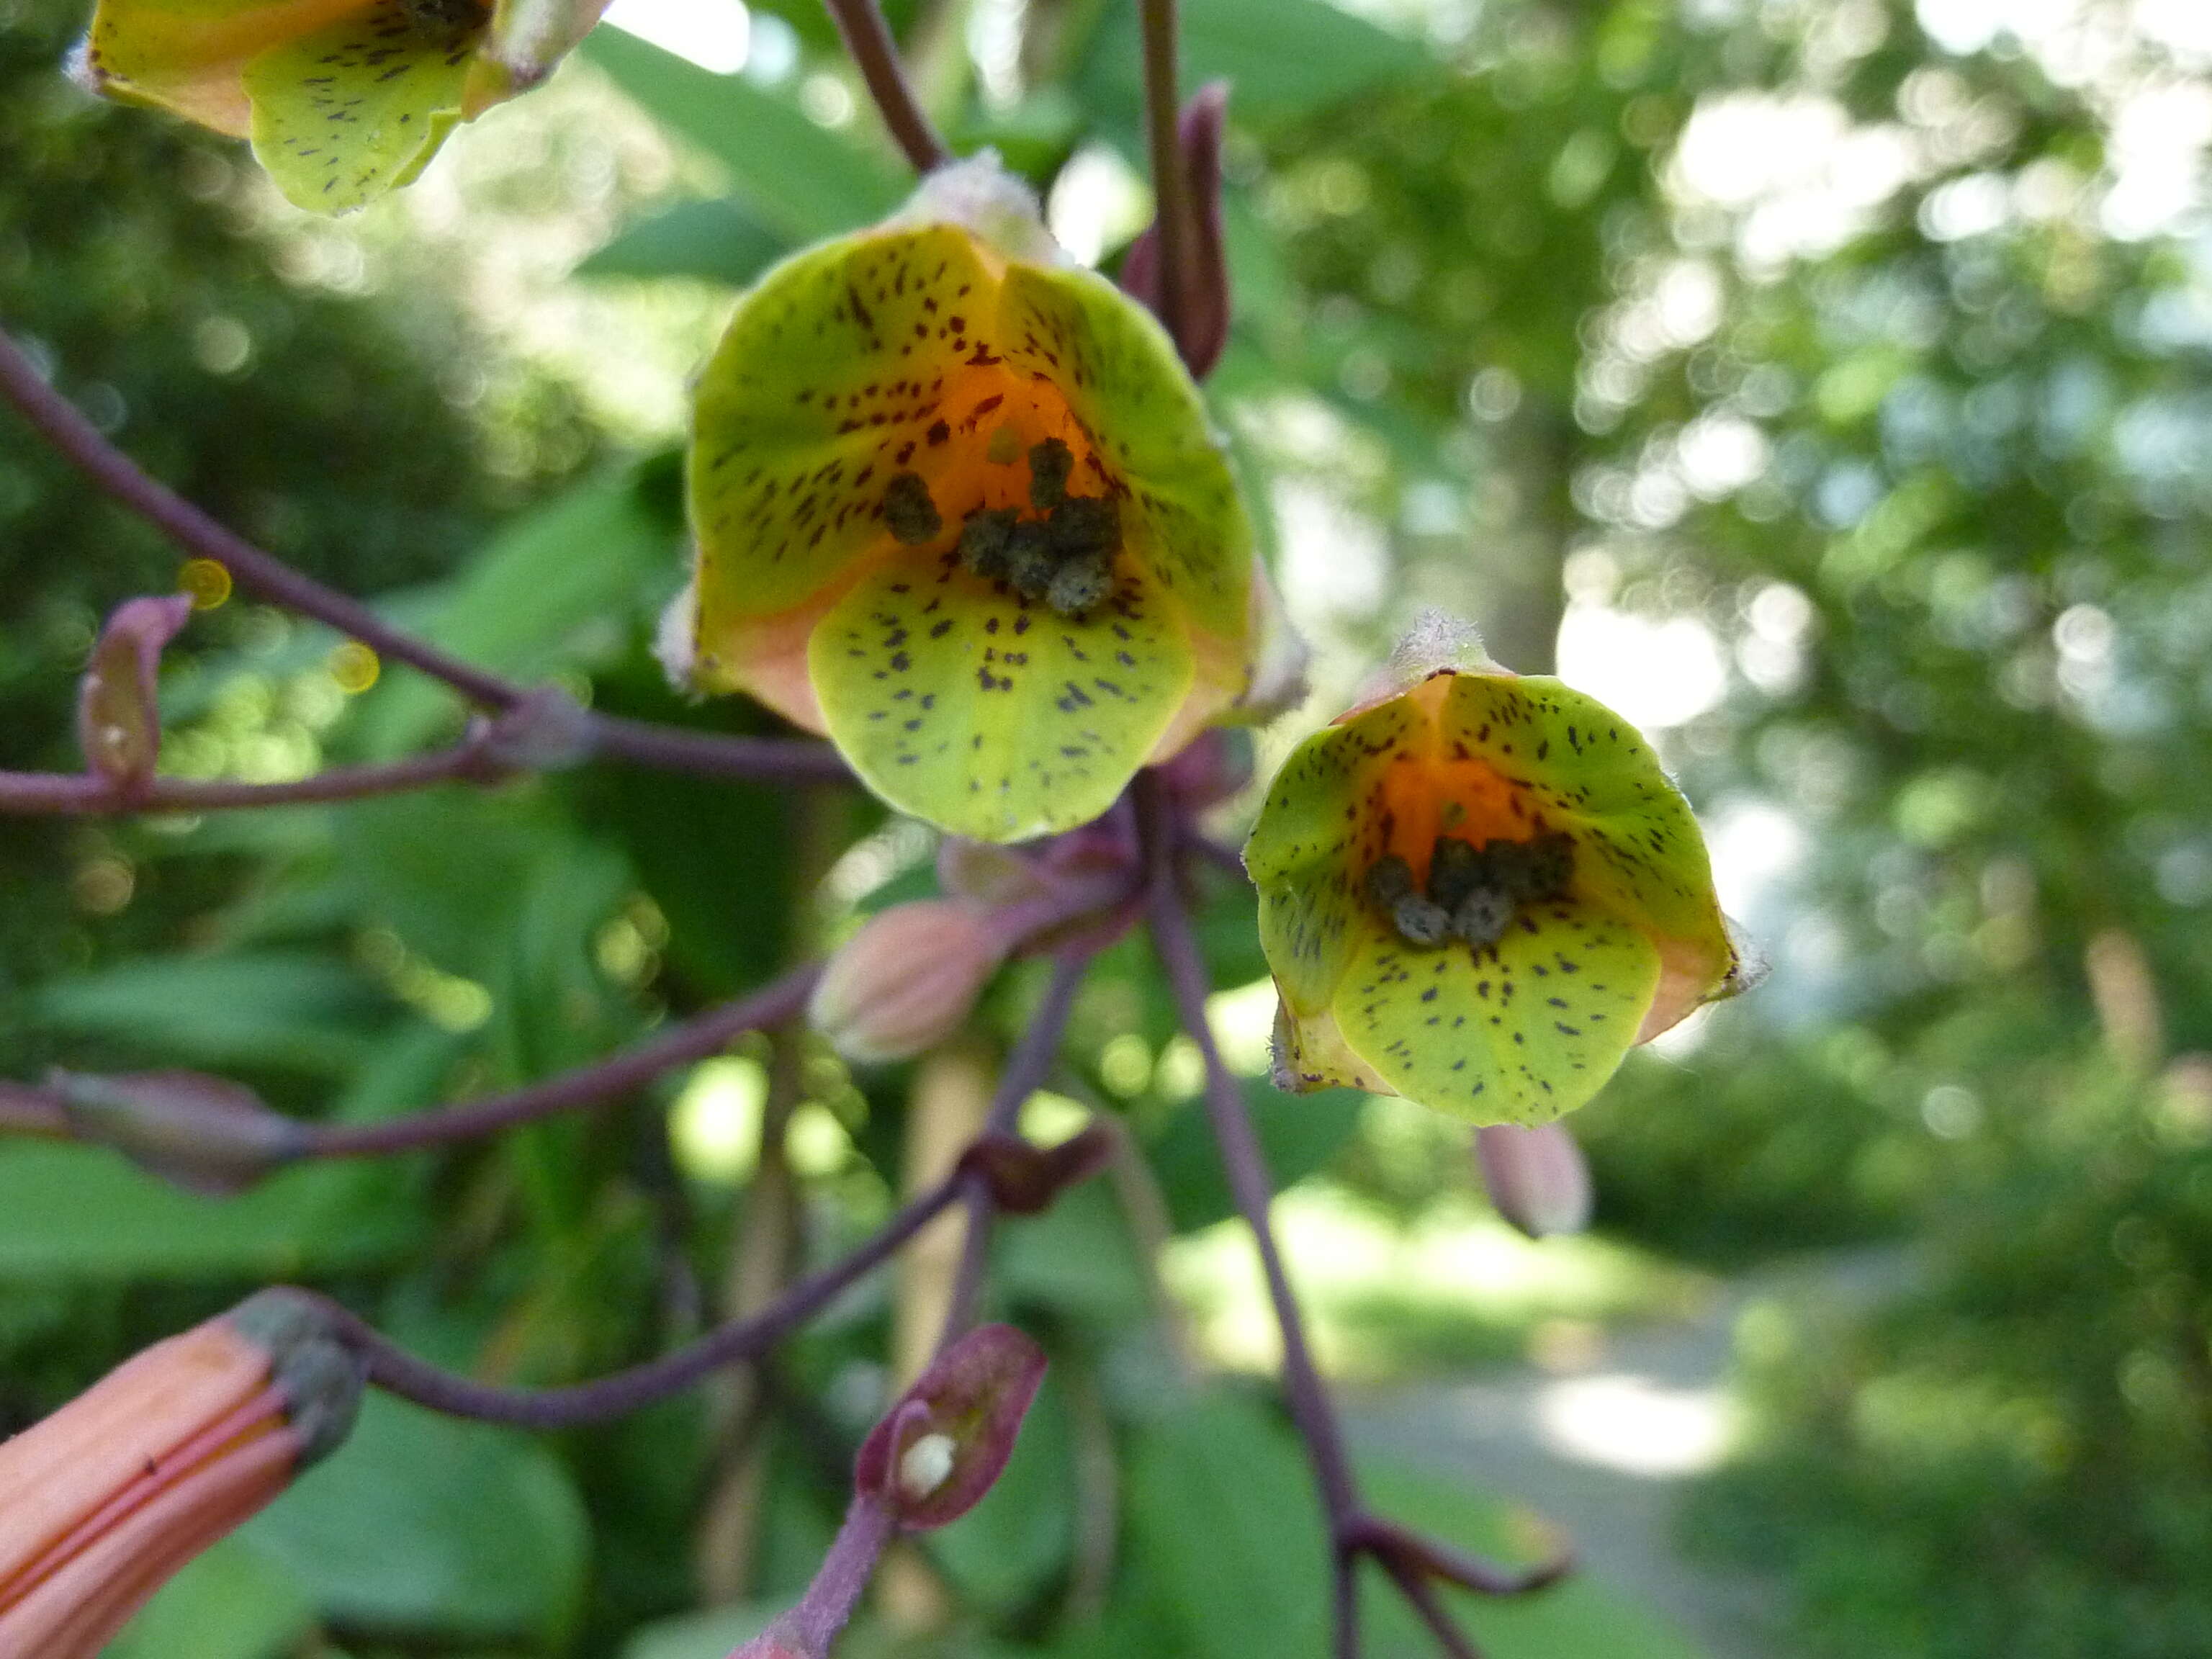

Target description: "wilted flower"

left=1246, top=619, right=1738, bottom=1124
left=76, top=593, right=190, bottom=796
left=1475, top=1122, right=1592, bottom=1238
left=663, top=155, right=1264, bottom=843
left=70, top=0, right=610, bottom=214
left=809, top=899, right=1009, bottom=1064
left=0, top=1289, right=362, bottom=1659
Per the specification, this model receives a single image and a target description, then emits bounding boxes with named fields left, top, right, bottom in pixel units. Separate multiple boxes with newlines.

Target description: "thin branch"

left=0, top=321, right=850, bottom=789
left=307, top=965, right=819, bottom=1157
left=821, top=0, right=950, bottom=174
left=0, top=746, right=503, bottom=816
left=936, top=952, right=1092, bottom=1344
left=1138, top=0, right=1193, bottom=351
left=315, top=1167, right=971, bottom=1427
left=0, top=323, right=514, bottom=708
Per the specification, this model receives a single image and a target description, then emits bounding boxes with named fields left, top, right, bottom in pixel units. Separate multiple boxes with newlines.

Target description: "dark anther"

left=884, top=472, right=943, bottom=545
left=1365, top=854, right=1416, bottom=910
left=1005, top=521, right=1058, bottom=593
left=958, top=507, right=1018, bottom=580
left=1028, top=438, right=1073, bottom=511
left=1452, top=886, right=1514, bottom=949
left=1391, top=894, right=1452, bottom=946
left=1045, top=553, right=1112, bottom=618
left=1426, top=835, right=1490, bottom=912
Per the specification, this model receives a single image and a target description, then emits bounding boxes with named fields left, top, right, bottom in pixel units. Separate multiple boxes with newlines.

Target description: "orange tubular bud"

left=809, top=899, right=1009, bottom=1065
left=0, top=1289, right=361, bottom=1659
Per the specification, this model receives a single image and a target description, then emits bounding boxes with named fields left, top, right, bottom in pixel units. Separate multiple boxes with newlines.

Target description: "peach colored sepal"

left=0, top=1321, right=297, bottom=1658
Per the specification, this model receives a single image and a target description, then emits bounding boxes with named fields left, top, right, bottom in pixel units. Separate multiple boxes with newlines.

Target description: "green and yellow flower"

left=665, top=158, right=1262, bottom=844
left=1246, top=626, right=1739, bottom=1125
left=71, top=0, right=606, bottom=213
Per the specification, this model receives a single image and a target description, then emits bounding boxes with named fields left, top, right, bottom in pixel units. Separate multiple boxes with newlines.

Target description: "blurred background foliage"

left=4, top=0, right=2212, bottom=1653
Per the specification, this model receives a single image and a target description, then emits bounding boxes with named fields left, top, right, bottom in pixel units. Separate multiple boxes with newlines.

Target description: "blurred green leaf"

left=621, top=1601, right=778, bottom=1659
left=244, top=1392, right=590, bottom=1643
left=102, top=1537, right=316, bottom=1659
left=1147, top=1080, right=1364, bottom=1233
left=579, top=197, right=788, bottom=287
left=0, top=1145, right=415, bottom=1277
left=1075, top=0, right=1431, bottom=138
left=583, top=29, right=902, bottom=242
left=32, top=952, right=395, bottom=1076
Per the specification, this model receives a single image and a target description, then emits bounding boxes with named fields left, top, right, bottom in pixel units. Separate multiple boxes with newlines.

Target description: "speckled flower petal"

left=809, top=547, right=1194, bottom=842
left=77, top=0, right=364, bottom=136
left=1332, top=899, right=1660, bottom=1125
left=243, top=0, right=480, bottom=213
left=1245, top=690, right=1422, bottom=1015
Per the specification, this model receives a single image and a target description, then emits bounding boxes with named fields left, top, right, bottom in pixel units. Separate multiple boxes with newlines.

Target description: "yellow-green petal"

left=80, top=0, right=363, bottom=136
left=808, top=547, right=1194, bottom=842
left=1245, top=691, right=1422, bottom=1015
left=1332, top=900, right=1660, bottom=1125
left=244, top=0, right=480, bottom=213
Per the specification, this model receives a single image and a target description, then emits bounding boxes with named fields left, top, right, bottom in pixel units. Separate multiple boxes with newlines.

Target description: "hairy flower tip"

left=48, top=1068, right=302, bottom=1195
left=809, top=900, right=1007, bottom=1064
left=670, top=153, right=1264, bottom=843
left=1475, top=1122, right=1593, bottom=1238
left=76, top=593, right=191, bottom=794
left=853, top=1323, right=1047, bottom=1529
left=72, top=0, right=611, bottom=215
left=0, top=1288, right=363, bottom=1659
left=1246, top=634, right=1740, bottom=1125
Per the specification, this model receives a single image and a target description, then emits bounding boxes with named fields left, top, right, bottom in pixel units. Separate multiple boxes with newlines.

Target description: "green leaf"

left=579, top=197, right=790, bottom=285
left=581, top=27, right=901, bottom=241
left=0, top=1144, right=415, bottom=1277
left=32, top=951, right=395, bottom=1076
left=101, top=1536, right=316, bottom=1659
left=1125, top=1388, right=1329, bottom=1658
left=1076, top=0, right=1431, bottom=133
left=621, top=1601, right=779, bottom=1659
left=1147, top=1079, right=1365, bottom=1233
left=243, top=1391, right=590, bottom=1643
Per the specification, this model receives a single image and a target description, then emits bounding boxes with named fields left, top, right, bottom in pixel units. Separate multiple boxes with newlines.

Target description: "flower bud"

left=809, top=901, right=1007, bottom=1064
left=1474, top=1122, right=1593, bottom=1239
left=48, top=1069, right=303, bottom=1195
left=0, top=1289, right=364, bottom=1659
left=853, top=1323, right=1047, bottom=1530
left=76, top=594, right=192, bottom=795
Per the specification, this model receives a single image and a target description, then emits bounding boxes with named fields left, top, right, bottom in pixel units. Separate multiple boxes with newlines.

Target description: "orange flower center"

left=880, top=369, right=1115, bottom=547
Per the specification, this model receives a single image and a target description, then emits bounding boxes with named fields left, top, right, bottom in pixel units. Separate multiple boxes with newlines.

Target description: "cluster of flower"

left=880, top=438, right=1121, bottom=619
left=1364, top=832, right=1574, bottom=951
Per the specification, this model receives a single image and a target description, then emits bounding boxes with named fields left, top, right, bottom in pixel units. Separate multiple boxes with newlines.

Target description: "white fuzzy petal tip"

left=886, top=150, right=1066, bottom=269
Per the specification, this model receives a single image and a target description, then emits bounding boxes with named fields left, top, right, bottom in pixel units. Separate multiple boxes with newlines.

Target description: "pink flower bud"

left=809, top=901, right=1007, bottom=1064
left=0, top=1289, right=361, bottom=1659
left=1474, top=1122, right=1593, bottom=1239
left=76, top=594, right=192, bottom=795
left=48, top=1069, right=302, bottom=1195
left=853, top=1323, right=1047, bottom=1530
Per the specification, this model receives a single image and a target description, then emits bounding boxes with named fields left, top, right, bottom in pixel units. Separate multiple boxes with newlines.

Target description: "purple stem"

left=0, top=323, right=848, bottom=789
left=1138, top=0, right=1194, bottom=353
left=315, top=1169, right=970, bottom=1427
left=0, top=747, right=501, bottom=816
left=778, top=1495, right=901, bottom=1655
left=935, top=951, right=1092, bottom=1345
left=819, top=0, right=948, bottom=174
left=305, top=965, right=819, bottom=1158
